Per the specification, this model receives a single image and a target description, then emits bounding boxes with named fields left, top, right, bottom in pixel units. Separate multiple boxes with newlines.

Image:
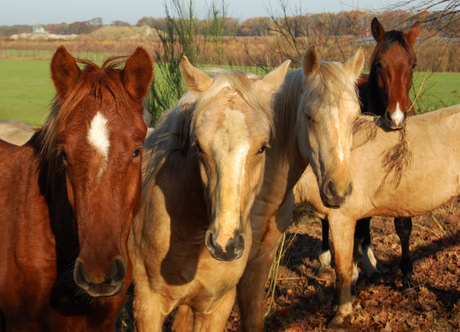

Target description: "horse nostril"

left=74, top=259, right=90, bottom=290
left=345, top=181, right=353, bottom=198
left=205, top=230, right=217, bottom=254
left=110, top=257, right=126, bottom=285
left=227, top=234, right=245, bottom=257
left=323, top=179, right=336, bottom=199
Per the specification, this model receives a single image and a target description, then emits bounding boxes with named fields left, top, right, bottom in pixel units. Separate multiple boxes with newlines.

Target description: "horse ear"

left=404, top=22, right=420, bottom=47
left=302, top=45, right=321, bottom=82
left=181, top=56, right=213, bottom=93
left=50, top=46, right=81, bottom=99
left=343, top=47, right=365, bottom=83
left=371, top=17, right=385, bottom=42
left=254, top=60, right=290, bottom=98
left=122, top=47, right=154, bottom=100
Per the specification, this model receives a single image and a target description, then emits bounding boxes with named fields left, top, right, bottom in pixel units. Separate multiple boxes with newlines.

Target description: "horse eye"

left=306, top=114, right=312, bottom=121
left=194, top=140, right=203, bottom=153
left=258, top=143, right=269, bottom=154
left=132, top=148, right=141, bottom=159
left=374, top=62, right=382, bottom=70
left=411, top=63, right=417, bottom=70
left=59, top=150, right=68, bottom=163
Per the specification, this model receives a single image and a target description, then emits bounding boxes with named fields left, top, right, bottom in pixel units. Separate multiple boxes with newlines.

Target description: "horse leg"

left=192, top=287, right=236, bottom=332
left=328, top=215, right=356, bottom=326
left=172, top=305, right=194, bottom=332
left=318, top=218, right=333, bottom=273
left=394, top=217, right=414, bottom=286
left=237, top=224, right=283, bottom=331
left=356, top=217, right=379, bottom=282
left=132, top=287, right=167, bottom=332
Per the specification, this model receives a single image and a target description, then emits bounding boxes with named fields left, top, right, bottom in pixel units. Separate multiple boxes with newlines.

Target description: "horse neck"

left=256, top=134, right=308, bottom=218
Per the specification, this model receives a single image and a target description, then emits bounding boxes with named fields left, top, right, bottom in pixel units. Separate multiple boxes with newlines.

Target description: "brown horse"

left=318, top=17, right=421, bottom=285
left=360, top=17, right=420, bottom=128
left=236, top=46, right=364, bottom=331
left=128, top=57, right=290, bottom=331
left=0, top=119, right=35, bottom=145
left=0, top=46, right=153, bottom=331
left=294, top=105, right=460, bottom=325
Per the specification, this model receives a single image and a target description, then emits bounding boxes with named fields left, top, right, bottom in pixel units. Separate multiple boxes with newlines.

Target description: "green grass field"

left=0, top=58, right=459, bottom=126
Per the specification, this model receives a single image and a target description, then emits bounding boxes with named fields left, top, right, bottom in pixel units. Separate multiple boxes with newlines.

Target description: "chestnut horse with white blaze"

left=128, top=57, right=290, bottom=331
left=237, top=46, right=364, bottom=331
left=0, top=46, right=152, bottom=331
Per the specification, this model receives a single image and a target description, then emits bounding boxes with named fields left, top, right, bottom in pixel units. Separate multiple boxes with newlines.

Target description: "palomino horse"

left=0, top=46, right=152, bottom=330
left=0, top=119, right=35, bottom=145
left=318, top=17, right=421, bottom=285
left=128, top=57, right=290, bottom=331
left=236, top=46, right=364, bottom=331
left=294, top=105, right=460, bottom=325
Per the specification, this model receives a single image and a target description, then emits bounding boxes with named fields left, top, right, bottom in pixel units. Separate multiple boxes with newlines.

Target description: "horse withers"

left=0, top=119, right=35, bottom=145
left=0, top=46, right=153, bottom=330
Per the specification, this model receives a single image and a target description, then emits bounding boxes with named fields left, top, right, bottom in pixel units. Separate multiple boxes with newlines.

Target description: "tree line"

left=1, top=9, right=458, bottom=39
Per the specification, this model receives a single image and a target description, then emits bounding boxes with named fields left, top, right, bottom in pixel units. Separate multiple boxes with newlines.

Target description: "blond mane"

left=272, top=61, right=360, bottom=163
left=143, top=69, right=275, bottom=187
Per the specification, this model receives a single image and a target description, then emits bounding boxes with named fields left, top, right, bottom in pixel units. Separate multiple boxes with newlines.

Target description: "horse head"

left=369, top=17, right=420, bottom=129
left=48, top=46, right=153, bottom=297
left=298, top=46, right=363, bottom=208
left=182, top=57, right=290, bottom=261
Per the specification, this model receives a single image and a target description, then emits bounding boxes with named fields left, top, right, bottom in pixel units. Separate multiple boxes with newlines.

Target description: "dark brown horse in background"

left=0, top=46, right=153, bottom=331
left=317, top=17, right=420, bottom=285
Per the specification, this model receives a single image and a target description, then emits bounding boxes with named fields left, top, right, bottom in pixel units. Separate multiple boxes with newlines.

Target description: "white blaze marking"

left=333, top=108, right=345, bottom=163
left=212, top=109, right=250, bottom=248
left=391, top=102, right=404, bottom=127
left=87, top=112, right=110, bottom=177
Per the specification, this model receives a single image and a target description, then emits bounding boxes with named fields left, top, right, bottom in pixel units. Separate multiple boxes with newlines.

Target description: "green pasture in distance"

left=0, top=57, right=459, bottom=126
left=413, top=71, right=460, bottom=113
left=0, top=59, right=53, bottom=126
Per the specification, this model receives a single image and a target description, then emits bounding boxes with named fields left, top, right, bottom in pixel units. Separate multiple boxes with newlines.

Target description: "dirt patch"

left=225, top=199, right=460, bottom=331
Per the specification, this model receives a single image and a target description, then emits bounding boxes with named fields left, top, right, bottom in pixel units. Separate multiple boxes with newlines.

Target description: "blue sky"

left=3, top=0, right=411, bottom=26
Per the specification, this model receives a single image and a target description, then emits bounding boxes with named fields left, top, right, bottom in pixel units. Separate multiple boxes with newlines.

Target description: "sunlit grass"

left=0, top=57, right=459, bottom=126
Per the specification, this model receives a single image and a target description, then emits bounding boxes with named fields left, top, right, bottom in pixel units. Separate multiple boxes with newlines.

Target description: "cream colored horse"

left=294, top=105, right=460, bottom=325
left=128, top=57, right=290, bottom=331
left=237, top=46, right=364, bottom=331
left=0, top=119, right=35, bottom=145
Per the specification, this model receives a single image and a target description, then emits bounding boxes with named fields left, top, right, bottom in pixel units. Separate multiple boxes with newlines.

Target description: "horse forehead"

left=198, top=107, right=257, bottom=151
left=380, top=42, right=414, bottom=65
left=87, top=112, right=110, bottom=160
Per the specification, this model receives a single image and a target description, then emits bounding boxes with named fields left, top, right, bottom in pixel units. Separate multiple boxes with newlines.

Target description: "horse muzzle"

left=73, top=256, right=126, bottom=297
left=205, top=229, right=246, bottom=261
left=320, top=179, right=353, bottom=209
